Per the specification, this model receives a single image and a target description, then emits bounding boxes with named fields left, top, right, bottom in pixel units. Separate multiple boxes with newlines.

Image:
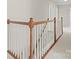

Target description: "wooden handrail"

left=41, top=33, right=63, bottom=59
left=7, top=50, right=23, bottom=59
left=7, top=18, right=54, bottom=26
left=7, top=19, right=29, bottom=25
left=7, top=50, right=19, bottom=59
left=41, top=17, right=63, bottom=59
left=33, top=20, right=48, bottom=25
left=7, top=50, right=16, bottom=59
left=33, top=18, right=54, bottom=25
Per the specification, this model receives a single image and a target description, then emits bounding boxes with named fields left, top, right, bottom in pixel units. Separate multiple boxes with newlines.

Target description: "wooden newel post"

left=29, top=18, right=34, bottom=59
left=54, top=17, right=56, bottom=43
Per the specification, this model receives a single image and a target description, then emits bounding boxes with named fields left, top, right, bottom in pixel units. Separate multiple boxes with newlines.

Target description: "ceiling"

left=52, top=0, right=71, bottom=5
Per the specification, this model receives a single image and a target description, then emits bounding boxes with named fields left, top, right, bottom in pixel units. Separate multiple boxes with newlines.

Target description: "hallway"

left=45, top=28, right=71, bottom=59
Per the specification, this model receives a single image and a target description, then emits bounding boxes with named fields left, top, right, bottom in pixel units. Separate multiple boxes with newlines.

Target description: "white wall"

left=49, top=1, right=58, bottom=18
left=7, top=0, right=31, bottom=19
left=7, top=0, right=49, bottom=20
left=30, top=0, right=49, bottom=19
left=58, top=5, right=71, bottom=28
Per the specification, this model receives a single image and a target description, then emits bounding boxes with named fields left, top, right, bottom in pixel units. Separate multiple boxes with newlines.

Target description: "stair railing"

left=41, top=17, right=63, bottom=59
left=7, top=17, right=63, bottom=59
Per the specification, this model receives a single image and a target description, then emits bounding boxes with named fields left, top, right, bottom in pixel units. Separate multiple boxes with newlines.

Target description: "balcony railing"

left=7, top=17, right=63, bottom=59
